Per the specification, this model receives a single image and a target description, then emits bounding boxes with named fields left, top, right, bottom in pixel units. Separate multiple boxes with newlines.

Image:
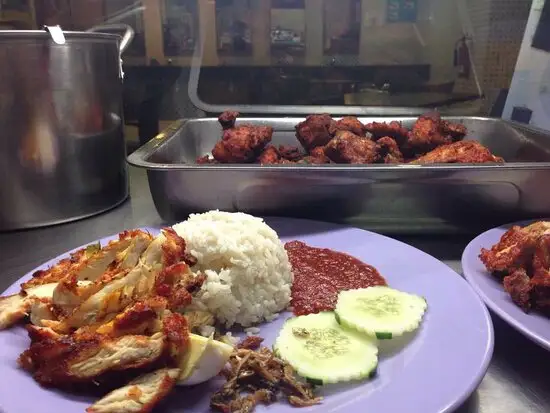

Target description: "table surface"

left=1, top=167, right=549, bottom=413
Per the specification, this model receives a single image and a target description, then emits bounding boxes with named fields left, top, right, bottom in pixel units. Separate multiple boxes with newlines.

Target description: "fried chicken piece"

left=530, top=235, right=550, bottom=310
left=258, top=146, right=281, bottom=165
left=324, top=131, right=378, bottom=164
left=441, top=119, right=467, bottom=141
left=295, top=114, right=336, bottom=151
left=329, top=116, right=366, bottom=137
left=299, top=146, right=330, bottom=164
left=212, top=125, right=273, bottom=163
left=480, top=222, right=550, bottom=273
left=87, top=368, right=180, bottom=413
left=278, top=145, right=304, bottom=161
left=411, top=141, right=504, bottom=164
left=376, top=136, right=404, bottom=164
left=406, top=112, right=451, bottom=152
left=503, top=268, right=533, bottom=311
left=364, top=120, right=409, bottom=142
left=218, top=111, right=239, bottom=130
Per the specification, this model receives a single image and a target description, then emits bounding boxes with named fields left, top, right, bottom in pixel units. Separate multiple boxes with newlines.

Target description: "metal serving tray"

left=128, top=116, right=550, bottom=234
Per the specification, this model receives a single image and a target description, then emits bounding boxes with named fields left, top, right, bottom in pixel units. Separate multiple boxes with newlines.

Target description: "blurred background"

left=0, top=0, right=546, bottom=149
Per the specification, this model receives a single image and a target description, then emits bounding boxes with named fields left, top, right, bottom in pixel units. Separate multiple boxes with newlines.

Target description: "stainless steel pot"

left=0, top=25, right=134, bottom=230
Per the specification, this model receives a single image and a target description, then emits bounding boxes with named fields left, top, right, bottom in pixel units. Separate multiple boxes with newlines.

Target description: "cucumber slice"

left=335, top=286, right=427, bottom=339
left=273, top=312, right=378, bottom=384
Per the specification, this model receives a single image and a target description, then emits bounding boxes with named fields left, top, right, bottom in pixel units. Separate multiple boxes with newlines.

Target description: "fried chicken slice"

left=411, top=141, right=503, bottom=164
left=81, top=296, right=168, bottom=338
left=329, top=116, right=366, bottom=137
left=364, top=120, right=409, bottom=142
left=376, top=136, right=404, bottom=164
left=324, top=130, right=378, bottom=164
left=20, top=312, right=188, bottom=388
left=19, top=328, right=168, bottom=387
left=52, top=231, right=153, bottom=313
left=218, top=111, right=239, bottom=130
left=48, top=229, right=194, bottom=332
left=295, top=114, right=336, bottom=151
left=480, top=222, right=550, bottom=273
left=0, top=294, right=32, bottom=329
left=20, top=245, right=96, bottom=291
left=212, top=125, right=273, bottom=163
left=87, top=368, right=180, bottom=413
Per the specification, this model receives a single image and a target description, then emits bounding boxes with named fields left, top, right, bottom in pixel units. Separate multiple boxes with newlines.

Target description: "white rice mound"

left=172, top=211, right=293, bottom=327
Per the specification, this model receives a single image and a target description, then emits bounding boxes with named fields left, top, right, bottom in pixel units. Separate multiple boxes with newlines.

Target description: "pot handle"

left=87, top=23, right=135, bottom=54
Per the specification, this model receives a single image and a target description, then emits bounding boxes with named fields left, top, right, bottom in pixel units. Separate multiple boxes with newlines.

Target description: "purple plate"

left=0, top=218, right=493, bottom=413
left=462, top=219, right=550, bottom=351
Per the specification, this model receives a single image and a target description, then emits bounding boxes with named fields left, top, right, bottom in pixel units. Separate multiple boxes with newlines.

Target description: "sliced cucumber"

left=335, top=286, right=427, bottom=339
left=273, top=312, right=378, bottom=384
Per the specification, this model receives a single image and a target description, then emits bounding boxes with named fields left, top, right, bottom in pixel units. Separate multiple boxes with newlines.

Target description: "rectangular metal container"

left=127, top=116, right=550, bottom=234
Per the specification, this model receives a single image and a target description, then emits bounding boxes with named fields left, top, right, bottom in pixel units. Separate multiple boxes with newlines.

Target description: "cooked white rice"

left=172, top=211, right=293, bottom=327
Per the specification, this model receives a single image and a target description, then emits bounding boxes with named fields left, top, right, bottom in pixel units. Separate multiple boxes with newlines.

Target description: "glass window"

left=216, top=0, right=253, bottom=56
left=323, top=0, right=360, bottom=56
left=162, top=0, right=198, bottom=56
left=270, top=0, right=305, bottom=58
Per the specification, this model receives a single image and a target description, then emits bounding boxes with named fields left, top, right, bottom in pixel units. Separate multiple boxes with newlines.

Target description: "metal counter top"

left=1, top=167, right=549, bottom=413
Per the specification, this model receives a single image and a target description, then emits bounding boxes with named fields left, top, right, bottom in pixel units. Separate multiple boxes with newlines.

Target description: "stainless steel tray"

left=127, top=116, right=550, bottom=234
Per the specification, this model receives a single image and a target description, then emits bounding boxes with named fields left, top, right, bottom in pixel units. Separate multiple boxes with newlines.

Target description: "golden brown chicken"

left=364, top=120, right=409, bottom=142
left=218, top=111, right=239, bottom=130
left=376, top=137, right=404, bottom=164
left=329, top=116, right=366, bottom=137
left=212, top=125, right=273, bottom=163
left=480, top=221, right=550, bottom=313
left=324, top=131, right=379, bottom=164
left=411, top=141, right=503, bottom=164
left=295, top=114, right=336, bottom=151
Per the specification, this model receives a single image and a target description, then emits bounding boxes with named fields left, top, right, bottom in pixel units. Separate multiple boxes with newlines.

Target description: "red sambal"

left=285, top=240, right=386, bottom=316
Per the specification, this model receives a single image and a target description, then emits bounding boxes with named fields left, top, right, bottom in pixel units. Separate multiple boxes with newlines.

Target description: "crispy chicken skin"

left=411, top=141, right=504, bottom=164
left=365, top=120, right=409, bottom=142
left=295, top=114, right=336, bottom=151
left=218, top=111, right=239, bottom=130
left=212, top=125, right=273, bottom=163
left=329, top=116, right=366, bottom=137
left=376, top=136, right=404, bottom=164
left=503, top=268, right=533, bottom=311
left=87, top=368, right=180, bottom=413
left=299, top=146, right=330, bottom=164
left=324, top=131, right=378, bottom=164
